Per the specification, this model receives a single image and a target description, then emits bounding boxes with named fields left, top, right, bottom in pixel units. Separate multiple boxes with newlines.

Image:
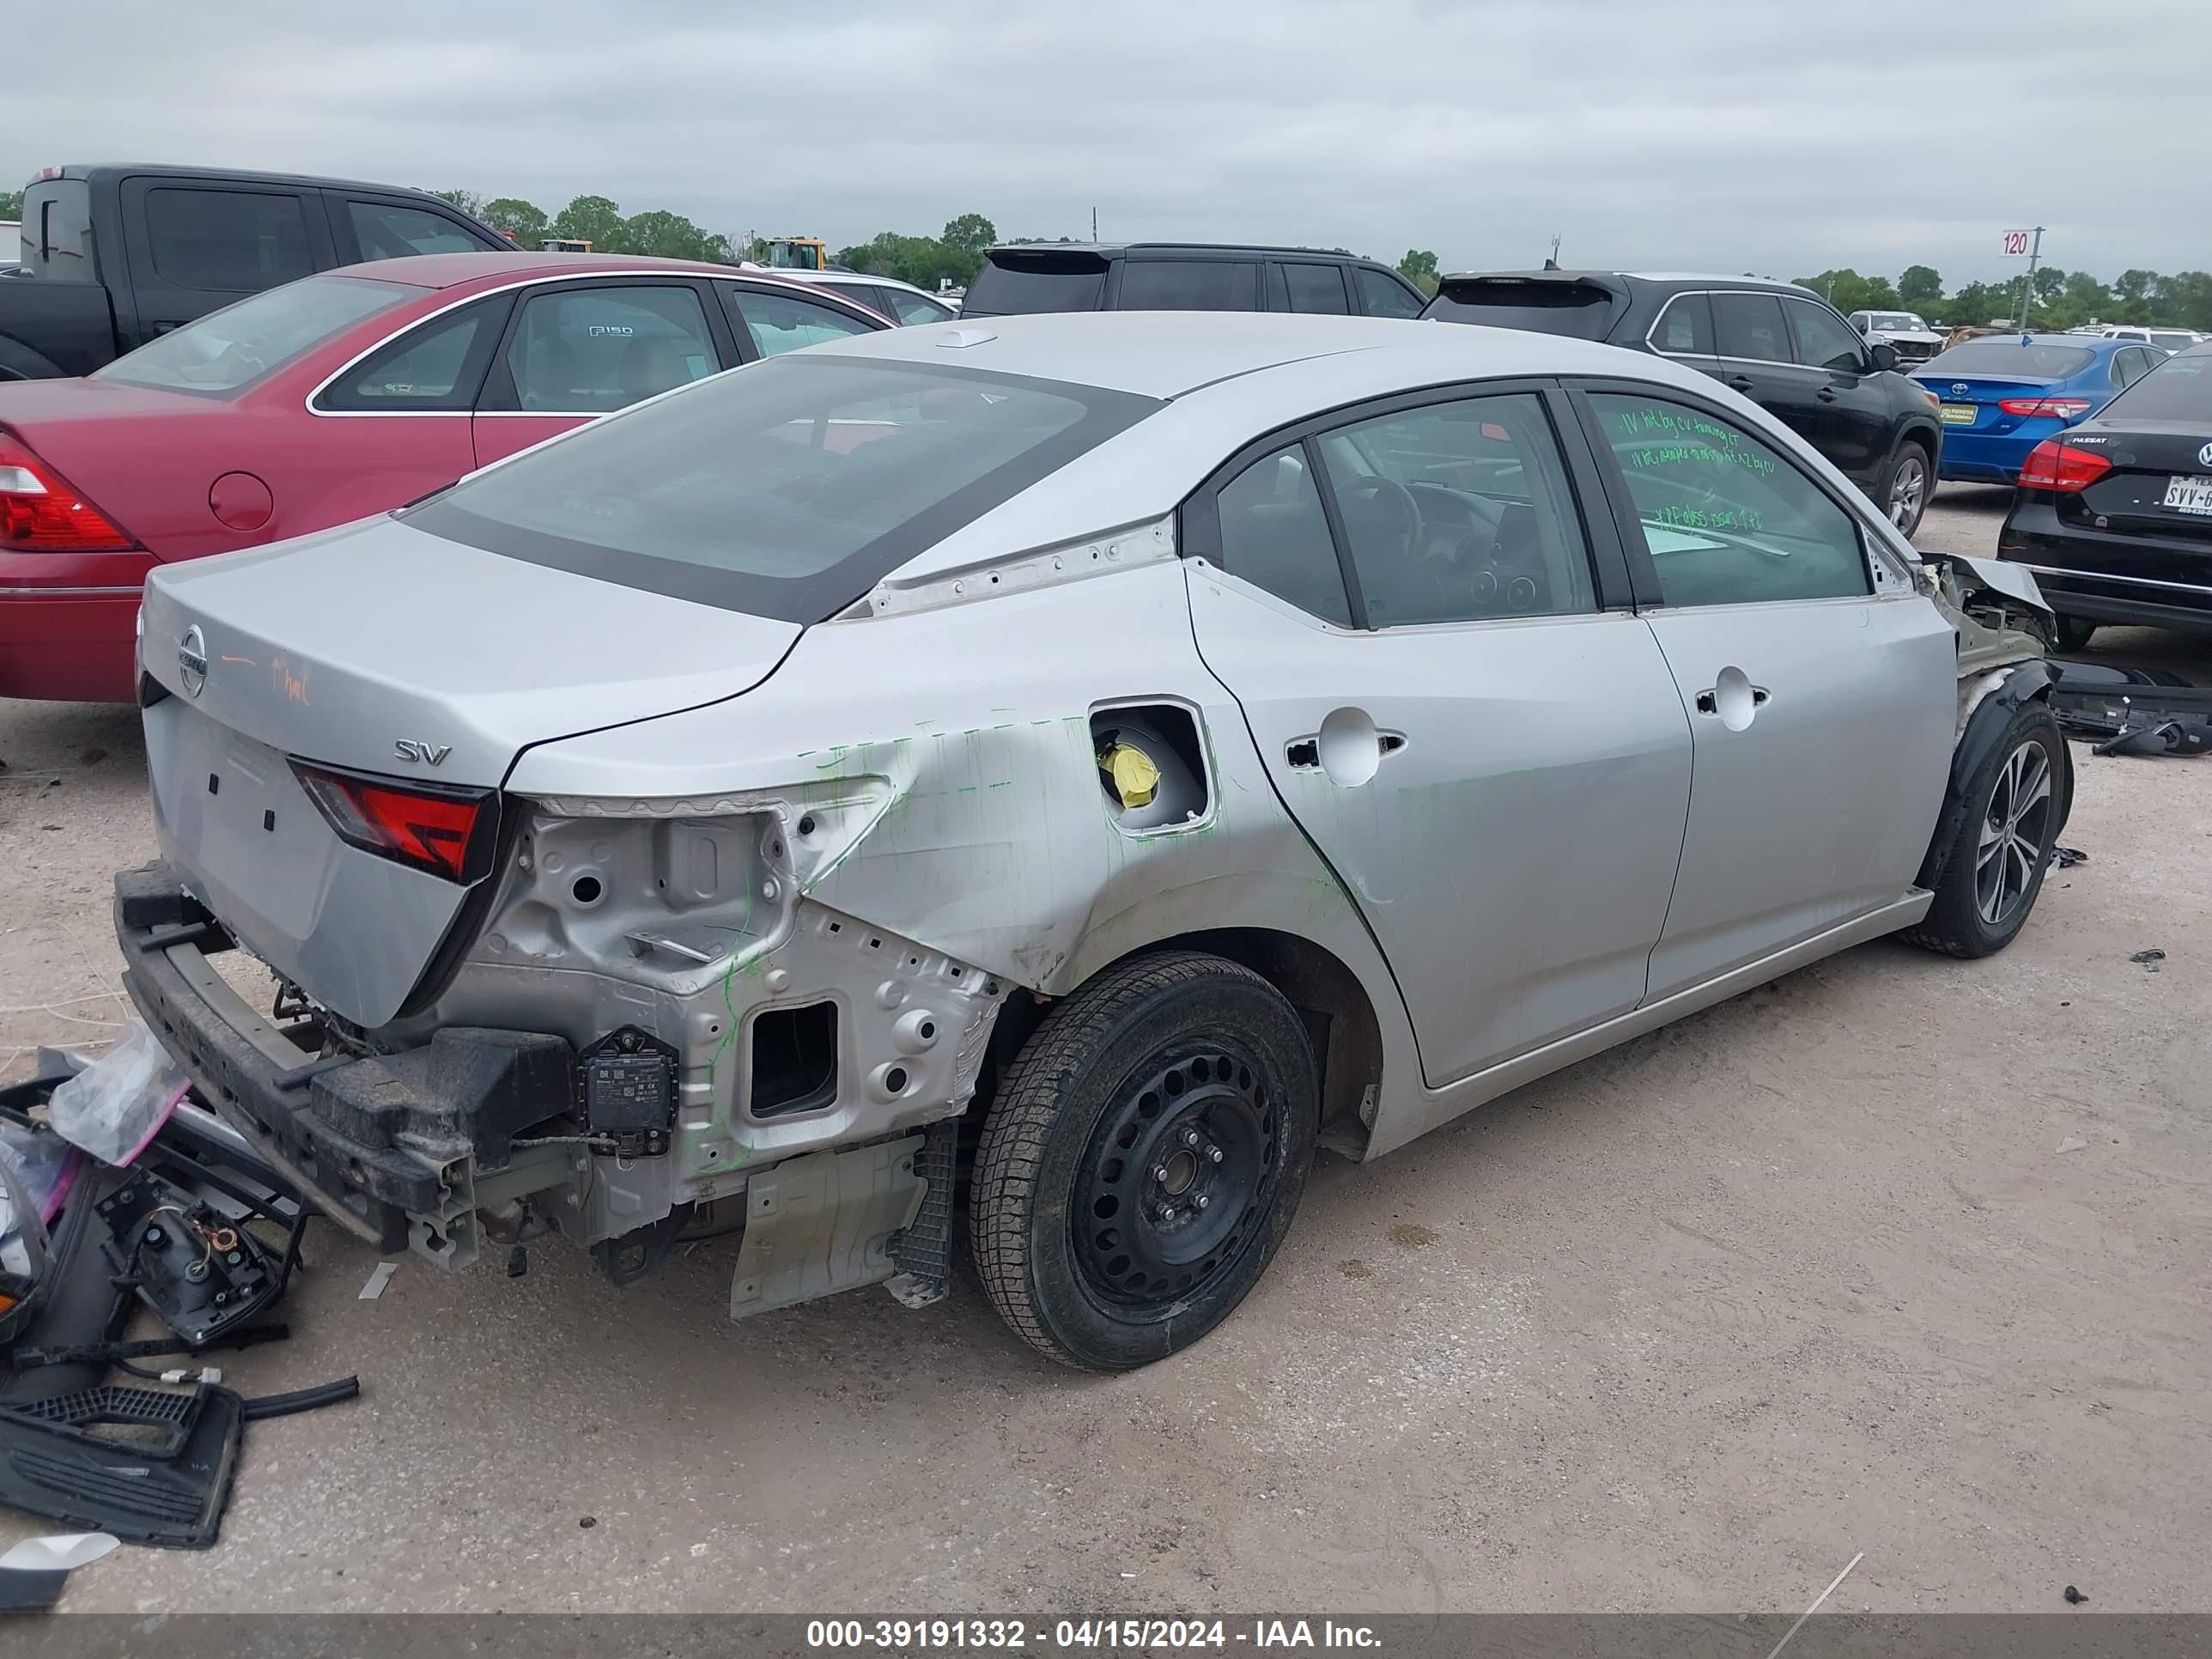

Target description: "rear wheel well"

left=972, top=930, right=1382, bottom=1163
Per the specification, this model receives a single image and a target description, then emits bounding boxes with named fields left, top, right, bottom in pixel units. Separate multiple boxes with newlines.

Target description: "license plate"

left=2162, top=474, right=2212, bottom=516
left=1940, top=402, right=1977, bottom=425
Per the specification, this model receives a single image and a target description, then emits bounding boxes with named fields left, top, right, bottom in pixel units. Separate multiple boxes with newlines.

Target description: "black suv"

left=1425, top=270, right=1946, bottom=536
left=961, top=242, right=1427, bottom=322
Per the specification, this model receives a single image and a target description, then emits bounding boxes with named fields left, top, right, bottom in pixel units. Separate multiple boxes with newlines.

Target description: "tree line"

left=1787, top=264, right=2209, bottom=332
left=8, top=179, right=2209, bottom=330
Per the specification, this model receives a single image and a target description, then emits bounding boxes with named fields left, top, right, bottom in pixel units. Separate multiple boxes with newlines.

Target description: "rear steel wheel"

left=971, top=951, right=1317, bottom=1370
left=1073, top=1048, right=1279, bottom=1310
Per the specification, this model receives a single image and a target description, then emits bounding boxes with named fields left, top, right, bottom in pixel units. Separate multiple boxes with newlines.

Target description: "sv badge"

left=394, top=739, right=453, bottom=766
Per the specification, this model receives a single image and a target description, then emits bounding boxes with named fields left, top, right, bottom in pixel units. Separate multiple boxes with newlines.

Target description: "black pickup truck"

left=1, top=163, right=507, bottom=380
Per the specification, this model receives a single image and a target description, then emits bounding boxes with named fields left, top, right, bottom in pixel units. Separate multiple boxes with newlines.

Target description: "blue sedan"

left=1912, top=335, right=2168, bottom=483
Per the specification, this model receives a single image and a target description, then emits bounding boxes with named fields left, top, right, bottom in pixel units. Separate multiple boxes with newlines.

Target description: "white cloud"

left=10, top=0, right=2208, bottom=283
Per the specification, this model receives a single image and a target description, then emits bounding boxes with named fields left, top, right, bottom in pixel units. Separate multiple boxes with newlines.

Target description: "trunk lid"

left=2067, top=417, right=2212, bottom=546
left=1915, top=374, right=2072, bottom=435
left=139, top=514, right=801, bottom=1026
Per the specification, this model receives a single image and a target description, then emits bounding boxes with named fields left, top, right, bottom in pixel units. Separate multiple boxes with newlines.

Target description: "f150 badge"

left=394, top=739, right=452, bottom=766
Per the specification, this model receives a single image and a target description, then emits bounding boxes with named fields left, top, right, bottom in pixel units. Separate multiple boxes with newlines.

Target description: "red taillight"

left=292, top=762, right=496, bottom=884
left=0, top=430, right=137, bottom=552
left=1996, top=397, right=2093, bottom=420
left=2018, top=440, right=2112, bottom=493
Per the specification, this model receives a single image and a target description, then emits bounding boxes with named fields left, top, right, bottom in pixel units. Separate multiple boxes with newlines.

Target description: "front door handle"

left=1815, top=386, right=1838, bottom=403
left=1725, top=374, right=1755, bottom=393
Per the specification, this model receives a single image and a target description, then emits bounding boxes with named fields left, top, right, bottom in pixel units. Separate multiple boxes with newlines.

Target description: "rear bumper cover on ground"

left=114, top=862, right=574, bottom=1252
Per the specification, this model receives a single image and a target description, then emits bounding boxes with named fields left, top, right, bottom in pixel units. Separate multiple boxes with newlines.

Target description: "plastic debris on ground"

left=358, top=1261, right=398, bottom=1301
left=2051, top=845, right=2087, bottom=869
left=0, top=1057, right=362, bottom=1559
left=46, top=1019, right=189, bottom=1167
left=2049, top=661, right=2212, bottom=758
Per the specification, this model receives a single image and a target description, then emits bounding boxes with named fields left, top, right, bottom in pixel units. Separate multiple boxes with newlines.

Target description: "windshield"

left=2104, top=352, right=2212, bottom=422
left=406, top=356, right=1159, bottom=622
left=94, top=275, right=423, bottom=396
left=1870, top=313, right=1929, bottom=332
left=1922, top=339, right=2096, bottom=380
left=2150, top=332, right=2197, bottom=352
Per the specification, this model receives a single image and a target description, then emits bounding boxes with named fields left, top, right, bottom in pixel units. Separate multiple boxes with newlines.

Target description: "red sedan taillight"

left=292, top=762, right=498, bottom=884
left=0, top=429, right=138, bottom=552
left=1996, top=397, right=2093, bottom=420
left=2017, top=441, right=2113, bottom=493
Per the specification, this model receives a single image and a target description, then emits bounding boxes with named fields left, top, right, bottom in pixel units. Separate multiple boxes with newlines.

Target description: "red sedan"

left=0, top=252, right=889, bottom=702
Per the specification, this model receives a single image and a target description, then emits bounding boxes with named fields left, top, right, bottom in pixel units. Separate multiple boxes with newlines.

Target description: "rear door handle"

left=1693, top=687, right=1769, bottom=711
left=1725, top=374, right=1755, bottom=393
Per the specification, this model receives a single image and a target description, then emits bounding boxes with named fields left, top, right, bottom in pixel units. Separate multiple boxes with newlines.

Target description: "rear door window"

left=344, top=200, right=489, bottom=259
left=1711, top=293, right=1790, bottom=363
left=1313, top=392, right=1596, bottom=626
left=1214, top=445, right=1352, bottom=625
left=314, top=296, right=509, bottom=411
left=726, top=286, right=880, bottom=357
left=504, top=284, right=720, bottom=413
left=1116, top=259, right=1256, bottom=310
left=961, top=251, right=1109, bottom=316
left=888, top=289, right=957, bottom=325
left=1784, top=300, right=1867, bottom=373
left=1649, top=293, right=1715, bottom=356
left=1355, top=267, right=1425, bottom=319
left=1280, top=263, right=1350, bottom=313
left=144, top=187, right=315, bottom=292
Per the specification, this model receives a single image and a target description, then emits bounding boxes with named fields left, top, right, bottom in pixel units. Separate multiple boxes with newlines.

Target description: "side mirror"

left=1869, top=342, right=1900, bottom=372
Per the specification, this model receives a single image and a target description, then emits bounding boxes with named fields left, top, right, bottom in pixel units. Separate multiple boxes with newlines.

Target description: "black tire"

left=1903, top=701, right=2069, bottom=958
left=2051, top=615, right=2100, bottom=653
left=970, top=950, right=1317, bottom=1371
left=1880, top=440, right=1932, bottom=538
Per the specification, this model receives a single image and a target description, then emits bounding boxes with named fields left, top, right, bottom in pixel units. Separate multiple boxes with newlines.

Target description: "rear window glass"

left=962, top=251, right=1109, bottom=316
left=1923, top=340, right=2096, bottom=379
left=406, top=356, right=1159, bottom=623
left=21, top=179, right=94, bottom=280
left=94, top=275, right=423, bottom=396
left=1423, top=280, right=1617, bottom=341
left=2104, top=352, right=2212, bottom=421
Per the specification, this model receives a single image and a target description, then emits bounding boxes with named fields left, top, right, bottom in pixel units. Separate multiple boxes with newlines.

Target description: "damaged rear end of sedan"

left=116, top=314, right=2073, bottom=1371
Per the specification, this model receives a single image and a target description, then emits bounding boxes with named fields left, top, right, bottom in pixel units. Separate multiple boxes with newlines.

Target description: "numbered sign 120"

left=2002, top=229, right=2034, bottom=257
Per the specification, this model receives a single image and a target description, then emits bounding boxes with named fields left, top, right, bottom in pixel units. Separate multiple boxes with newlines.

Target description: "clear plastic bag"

left=46, top=1018, right=190, bottom=1168
left=0, top=1118, right=81, bottom=1225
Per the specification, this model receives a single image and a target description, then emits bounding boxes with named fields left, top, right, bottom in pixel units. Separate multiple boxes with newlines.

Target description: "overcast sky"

left=10, top=1, right=2209, bottom=283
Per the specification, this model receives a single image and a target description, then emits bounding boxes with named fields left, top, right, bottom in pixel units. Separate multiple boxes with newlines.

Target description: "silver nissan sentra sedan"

left=117, top=312, right=2069, bottom=1370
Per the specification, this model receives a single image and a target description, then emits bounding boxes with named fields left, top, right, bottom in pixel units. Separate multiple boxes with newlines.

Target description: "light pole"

left=2013, top=226, right=2045, bottom=331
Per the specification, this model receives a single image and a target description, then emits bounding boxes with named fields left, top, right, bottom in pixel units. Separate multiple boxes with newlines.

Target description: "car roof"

left=798, top=308, right=1711, bottom=400
left=1439, top=268, right=1820, bottom=297
left=799, top=270, right=944, bottom=297
left=988, top=241, right=1384, bottom=263
left=49, top=162, right=463, bottom=199
left=323, top=251, right=845, bottom=293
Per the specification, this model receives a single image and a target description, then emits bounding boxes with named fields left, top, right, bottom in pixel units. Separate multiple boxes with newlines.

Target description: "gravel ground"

left=2, top=484, right=2207, bottom=1615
